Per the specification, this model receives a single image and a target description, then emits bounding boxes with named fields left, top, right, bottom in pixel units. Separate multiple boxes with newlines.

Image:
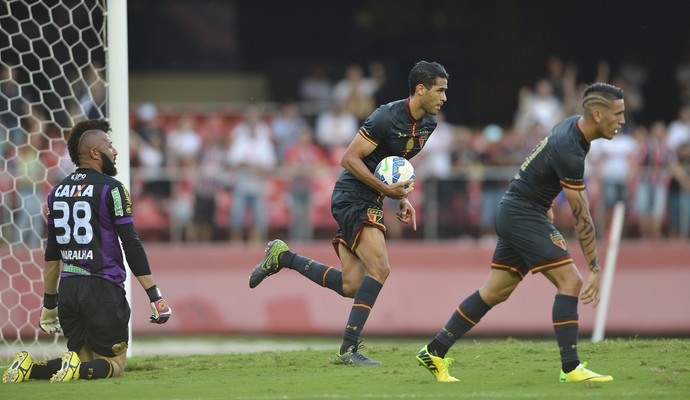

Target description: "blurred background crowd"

left=121, top=55, right=690, bottom=244
left=2, top=0, right=690, bottom=246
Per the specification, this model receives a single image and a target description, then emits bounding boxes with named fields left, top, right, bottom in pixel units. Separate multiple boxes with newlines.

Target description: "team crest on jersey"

left=367, top=207, right=383, bottom=224
left=418, top=132, right=429, bottom=148
left=550, top=232, right=567, bottom=250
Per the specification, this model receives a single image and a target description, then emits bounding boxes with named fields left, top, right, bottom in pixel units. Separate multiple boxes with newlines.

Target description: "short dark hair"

left=67, top=119, right=111, bottom=166
left=408, top=61, right=449, bottom=95
left=583, top=82, right=624, bottom=99
left=582, top=82, right=624, bottom=114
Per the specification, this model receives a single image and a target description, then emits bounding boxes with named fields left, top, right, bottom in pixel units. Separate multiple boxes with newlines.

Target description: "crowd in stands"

left=123, top=57, right=690, bottom=243
left=2, top=58, right=690, bottom=246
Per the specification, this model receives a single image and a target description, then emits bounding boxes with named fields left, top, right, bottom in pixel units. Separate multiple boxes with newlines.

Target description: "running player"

left=3, top=119, right=171, bottom=383
left=249, top=61, right=449, bottom=364
left=416, top=83, right=624, bottom=383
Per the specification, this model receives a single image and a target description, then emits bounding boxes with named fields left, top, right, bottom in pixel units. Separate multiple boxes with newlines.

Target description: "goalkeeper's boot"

left=416, top=345, right=459, bottom=382
left=249, top=239, right=289, bottom=288
left=559, top=362, right=613, bottom=383
left=2, top=351, right=33, bottom=383
left=50, top=351, right=81, bottom=383
left=334, top=341, right=382, bottom=365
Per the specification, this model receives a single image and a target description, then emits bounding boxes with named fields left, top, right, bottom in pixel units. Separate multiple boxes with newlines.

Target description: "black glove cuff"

left=146, top=285, right=162, bottom=302
left=43, top=293, right=58, bottom=309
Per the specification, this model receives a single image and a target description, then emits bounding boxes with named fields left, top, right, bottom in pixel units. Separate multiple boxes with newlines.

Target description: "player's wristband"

left=146, top=285, right=162, bottom=302
left=43, top=293, right=58, bottom=309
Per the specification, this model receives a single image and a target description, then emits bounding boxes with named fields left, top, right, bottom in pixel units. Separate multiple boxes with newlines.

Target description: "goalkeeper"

left=3, top=119, right=172, bottom=384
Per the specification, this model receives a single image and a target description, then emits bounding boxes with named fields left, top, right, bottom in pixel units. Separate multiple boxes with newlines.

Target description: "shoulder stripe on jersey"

left=560, top=179, right=585, bottom=191
left=359, top=129, right=378, bottom=145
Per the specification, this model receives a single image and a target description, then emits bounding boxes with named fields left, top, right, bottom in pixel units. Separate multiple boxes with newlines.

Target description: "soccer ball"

left=374, top=156, right=415, bottom=187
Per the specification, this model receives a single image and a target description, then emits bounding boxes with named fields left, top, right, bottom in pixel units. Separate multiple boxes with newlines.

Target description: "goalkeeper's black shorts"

left=58, top=276, right=131, bottom=357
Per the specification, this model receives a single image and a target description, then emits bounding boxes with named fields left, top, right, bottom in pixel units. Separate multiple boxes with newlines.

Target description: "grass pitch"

left=1, top=337, right=688, bottom=399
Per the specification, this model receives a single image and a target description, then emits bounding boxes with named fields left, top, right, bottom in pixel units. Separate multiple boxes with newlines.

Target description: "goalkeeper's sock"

left=29, top=358, right=62, bottom=379
left=81, top=358, right=113, bottom=379
left=280, top=252, right=344, bottom=296
left=340, top=276, right=383, bottom=353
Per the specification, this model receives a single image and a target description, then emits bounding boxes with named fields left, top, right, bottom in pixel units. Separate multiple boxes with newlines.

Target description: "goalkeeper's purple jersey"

left=333, top=97, right=437, bottom=195
left=45, top=168, right=133, bottom=287
left=503, top=115, right=589, bottom=212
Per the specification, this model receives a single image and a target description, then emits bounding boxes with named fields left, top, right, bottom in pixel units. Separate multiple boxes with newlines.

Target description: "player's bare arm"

left=563, top=187, right=601, bottom=306
left=340, top=133, right=413, bottom=199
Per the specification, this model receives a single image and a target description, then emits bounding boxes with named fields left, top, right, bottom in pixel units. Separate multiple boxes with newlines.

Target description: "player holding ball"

left=249, top=61, right=449, bottom=365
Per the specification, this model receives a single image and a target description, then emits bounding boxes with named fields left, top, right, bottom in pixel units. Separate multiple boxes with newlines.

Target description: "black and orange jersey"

left=334, top=97, right=437, bottom=194
left=504, top=115, right=590, bottom=211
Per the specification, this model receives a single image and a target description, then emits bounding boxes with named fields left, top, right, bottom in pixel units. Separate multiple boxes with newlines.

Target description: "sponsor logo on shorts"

left=367, top=207, right=383, bottom=224
left=550, top=232, right=567, bottom=250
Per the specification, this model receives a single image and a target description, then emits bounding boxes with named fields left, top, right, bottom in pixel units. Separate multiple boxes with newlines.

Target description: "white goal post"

left=591, top=201, right=625, bottom=343
left=0, top=0, right=130, bottom=362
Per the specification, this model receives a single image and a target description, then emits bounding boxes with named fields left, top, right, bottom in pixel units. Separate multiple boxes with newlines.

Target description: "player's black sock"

left=281, top=252, right=344, bottom=296
left=340, top=276, right=383, bottom=354
left=28, top=358, right=62, bottom=379
left=426, top=339, right=449, bottom=358
left=80, top=358, right=113, bottom=379
left=553, top=294, right=580, bottom=373
left=433, top=290, right=492, bottom=352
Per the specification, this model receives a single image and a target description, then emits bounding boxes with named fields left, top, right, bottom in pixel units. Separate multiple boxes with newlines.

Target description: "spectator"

left=676, top=56, right=690, bottom=106
left=544, top=55, right=566, bottom=102
left=514, top=78, right=563, bottom=134
left=667, top=105, right=690, bottom=152
left=134, top=103, right=166, bottom=149
left=166, top=114, right=202, bottom=167
left=1, top=64, right=32, bottom=147
left=633, top=122, right=673, bottom=239
left=314, top=100, right=359, bottom=165
left=668, top=141, right=690, bottom=238
left=299, top=64, right=333, bottom=113
left=226, top=104, right=277, bottom=243
left=193, top=132, right=227, bottom=241
left=439, top=126, right=478, bottom=238
left=283, top=125, right=329, bottom=242
left=271, top=101, right=308, bottom=163
left=11, top=133, right=46, bottom=247
left=332, top=64, right=379, bottom=123
left=476, top=124, right=518, bottom=239
left=588, top=129, right=638, bottom=231
left=615, top=59, right=648, bottom=126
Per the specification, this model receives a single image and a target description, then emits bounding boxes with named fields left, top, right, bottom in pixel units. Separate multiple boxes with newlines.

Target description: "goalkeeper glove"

left=39, top=293, right=61, bottom=333
left=146, top=285, right=171, bottom=324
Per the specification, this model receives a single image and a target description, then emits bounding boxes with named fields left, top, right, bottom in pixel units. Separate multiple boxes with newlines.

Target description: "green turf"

left=2, top=337, right=688, bottom=399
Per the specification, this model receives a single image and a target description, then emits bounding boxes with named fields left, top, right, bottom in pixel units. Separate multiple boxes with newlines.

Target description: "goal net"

left=0, top=0, right=113, bottom=362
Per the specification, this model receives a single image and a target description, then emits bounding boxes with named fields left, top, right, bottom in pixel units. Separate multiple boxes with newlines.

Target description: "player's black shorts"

left=58, top=276, right=130, bottom=357
left=330, top=189, right=385, bottom=253
left=491, top=201, right=573, bottom=279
